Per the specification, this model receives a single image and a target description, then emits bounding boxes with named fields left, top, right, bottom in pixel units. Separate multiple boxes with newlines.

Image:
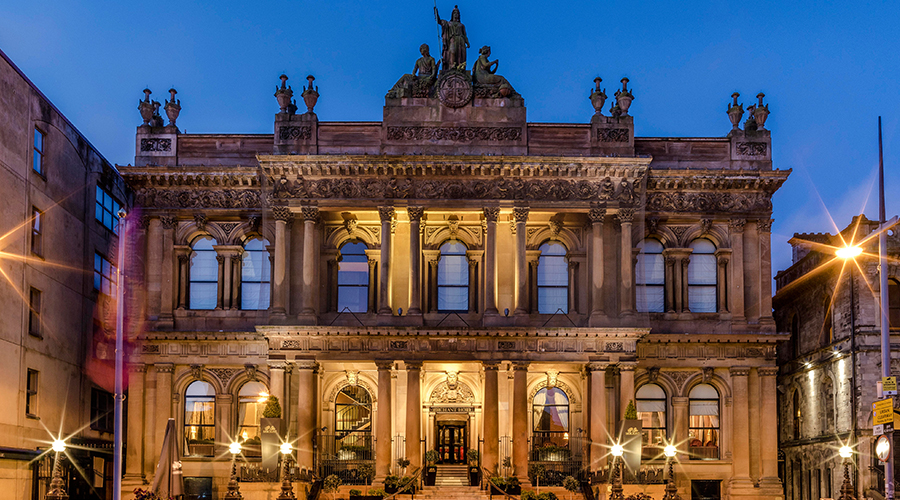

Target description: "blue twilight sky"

left=2, top=0, right=899, bottom=278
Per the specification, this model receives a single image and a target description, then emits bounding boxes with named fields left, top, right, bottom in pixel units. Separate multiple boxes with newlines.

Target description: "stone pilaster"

left=151, top=363, right=174, bottom=481
left=375, top=360, right=394, bottom=481
left=728, top=367, right=754, bottom=492
left=269, top=362, right=286, bottom=414
left=174, top=246, right=191, bottom=310
left=300, top=206, right=319, bottom=321
left=758, top=367, right=783, bottom=493
left=589, top=362, right=608, bottom=471
left=123, top=364, right=146, bottom=485
left=295, top=360, right=318, bottom=470
left=512, top=361, right=530, bottom=484
left=147, top=218, right=163, bottom=319
left=483, top=361, right=500, bottom=474
left=729, top=219, right=746, bottom=322
left=378, top=207, right=395, bottom=316
left=159, top=216, right=177, bottom=327
left=617, top=209, right=635, bottom=316
left=618, top=362, right=635, bottom=420
left=407, top=207, right=425, bottom=315
left=405, top=361, right=423, bottom=468
left=271, top=207, right=292, bottom=320
left=589, top=207, right=606, bottom=322
left=757, top=219, right=775, bottom=327
left=483, top=207, right=500, bottom=315
left=671, top=396, right=689, bottom=461
left=365, top=250, right=380, bottom=314
left=513, top=207, right=529, bottom=315
left=715, top=249, right=732, bottom=313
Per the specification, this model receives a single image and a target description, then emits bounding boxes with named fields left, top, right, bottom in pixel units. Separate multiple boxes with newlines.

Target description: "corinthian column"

left=271, top=207, right=291, bottom=319
left=513, top=207, right=529, bottom=316
left=300, top=206, right=320, bottom=318
left=407, top=207, right=425, bottom=315
left=378, top=207, right=395, bottom=316
left=405, top=361, right=423, bottom=467
left=729, top=219, right=746, bottom=321
left=729, top=367, right=754, bottom=491
left=159, top=216, right=177, bottom=326
left=512, top=361, right=530, bottom=484
left=757, top=219, right=775, bottom=326
left=483, top=207, right=500, bottom=314
left=375, top=360, right=394, bottom=481
left=483, top=361, right=500, bottom=474
left=589, top=207, right=606, bottom=320
left=617, top=208, right=635, bottom=316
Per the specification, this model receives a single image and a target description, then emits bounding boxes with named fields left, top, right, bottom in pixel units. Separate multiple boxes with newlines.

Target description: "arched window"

left=821, top=297, right=834, bottom=346
left=791, top=314, right=801, bottom=357
left=189, top=236, right=218, bottom=310
left=889, top=279, right=900, bottom=328
left=237, top=381, right=268, bottom=457
left=792, top=390, right=802, bottom=440
left=437, top=240, right=468, bottom=312
left=636, top=383, right=667, bottom=459
left=337, top=241, right=369, bottom=313
left=537, top=242, right=569, bottom=314
left=822, top=377, right=835, bottom=433
left=687, top=238, right=717, bottom=313
left=184, top=380, right=216, bottom=457
left=335, top=386, right=373, bottom=459
left=241, top=238, right=271, bottom=310
left=532, top=387, right=569, bottom=449
left=688, top=383, right=719, bottom=460
left=636, top=238, right=665, bottom=313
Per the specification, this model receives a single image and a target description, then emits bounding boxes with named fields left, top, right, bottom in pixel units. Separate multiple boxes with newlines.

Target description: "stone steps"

left=418, top=485, right=490, bottom=500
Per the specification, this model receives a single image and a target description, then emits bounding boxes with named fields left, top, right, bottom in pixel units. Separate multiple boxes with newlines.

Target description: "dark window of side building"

left=29, top=287, right=42, bottom=338
left=821, top=297, right=833, bottom=346
left=189, top=236, right=218, bottom=310
left=822, top=377, right=835, bottom=433
left=791, top=314, right=801, bottom=357
left=824, top=468, right=832, bottom=499
left=636, top=383, right=667, bottom=460
left=94, top=253, right=116, bottom=296
left=688, top=383, right=719, bottom=460
left=33, top=127, right=44, bottom=175
left=183, top=477, right=213, bottom=500
left=337, top=241, right=368, bottom=313
left=792, top=390, right=802, bottom=440
left=90, top=388, right=114, bottom=433
left=889, top=279, right=900, bottom=328
left=537, top=241, right=568, bottom=314
left=636, top=238, right=665, bottom=313
left=184, top=380, right=216, bottom=457
left=95, top=186, right=121, bottom=234
left=26, top=369, right=38, bottom=416
left=31, top=208, right=42, bottom=256
left=687, top=238, right=717, bottom=313
left=437, top=240, right=468, bottom=312
left=241, top=237, right=271, bottom=310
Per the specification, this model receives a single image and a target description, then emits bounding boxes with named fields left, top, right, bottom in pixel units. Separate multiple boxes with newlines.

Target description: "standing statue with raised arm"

left=434, top=4, right=469, bottom=71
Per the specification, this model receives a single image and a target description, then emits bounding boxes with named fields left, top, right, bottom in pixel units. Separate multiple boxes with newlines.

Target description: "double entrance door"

left=436, top=422, right=467, bottom=464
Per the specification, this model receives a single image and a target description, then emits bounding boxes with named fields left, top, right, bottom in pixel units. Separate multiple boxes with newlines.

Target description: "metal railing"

left=319, top=433, right=375, bottom=461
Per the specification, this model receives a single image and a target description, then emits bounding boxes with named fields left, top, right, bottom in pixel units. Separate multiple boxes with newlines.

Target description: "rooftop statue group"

left=387, top=5, right=515, bottom=103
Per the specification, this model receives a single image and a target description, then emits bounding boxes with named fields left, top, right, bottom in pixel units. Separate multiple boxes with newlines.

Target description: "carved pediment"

left=429, top=380, right=475, bottom=404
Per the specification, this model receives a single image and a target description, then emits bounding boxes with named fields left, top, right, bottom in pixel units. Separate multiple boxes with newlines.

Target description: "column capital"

left=618, top=362, right=637, bottom=372
left=616, top=208, right=635, bottom=224
left=483, top=207, right=500, bottom=222
left=407, top=206, right=425, bottom=222
left=483, top=361, right=501, bottom=371
left=512, top=361, right=530, bottom=371
left=729, top=218, right=747, bottom=232
left=758, top=366, right=779, bottom=377
left=729, top=366, right=751, bottom=377
left=589, top=207, right=606, bottom=224
left=301, top=205, right=320, bottom=221
left=128, top=363, right=147, bottom=373
left=155, top=363, right=175, bottom=374
left=159, top=216, right=178, bottom=230
left=378, top=206, right=395, bottom=222
left=512, top=206, right=529, bottom=223
left=405, top=361, right=423, bottom=370
left=757, top=218, right=773, bottom=233
left=268, top=362, right=287, bottom=371
left=138, top=215, right=152, bottom=230
left=295, top=360, right=319, bottom=371
left=375, top=360, right=395, bottom=370
left=587, top=362, right=609, bottom=372
left=214, top=245, right=244, bottom=258
left=272, top=206, right=293, bottom=222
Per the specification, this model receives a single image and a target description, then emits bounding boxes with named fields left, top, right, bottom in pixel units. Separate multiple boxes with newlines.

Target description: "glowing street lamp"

left=46, top=439, right=68, bottom=500
left=835, top=245, right=863, bottom=260
left=838, top=446, right=856, bottom=500
left=609, top=444, right=625, bottom=500
left=226, top=442, right=243, bottom=500
left=663, top=445, right=681, bottom=500
left=278, top=442, right=295, bottom=500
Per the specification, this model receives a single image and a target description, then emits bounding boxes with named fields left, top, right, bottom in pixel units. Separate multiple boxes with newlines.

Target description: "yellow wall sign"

left=874, top=398, right=894, bottom=426
left=884, top=377, right=897, bottom=395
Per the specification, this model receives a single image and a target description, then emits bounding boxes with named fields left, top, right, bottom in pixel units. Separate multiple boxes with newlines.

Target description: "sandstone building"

left=118, top=12, right=789, bottom=500
left=774, top=215, right=900, bottom=500
left=0, top=48, right=127, bottom=499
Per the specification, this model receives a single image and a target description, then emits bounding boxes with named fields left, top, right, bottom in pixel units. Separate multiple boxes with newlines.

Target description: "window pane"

left=190, top=283, right=217, bottom=310
left=438, top=255, right=468, bottom=285
left=637, top=286, right=665, bottom=313
left=636, top=253, right=665, bottom=285
left=537, top=288, right=567, bottom=314
left=438, top=286, right=467, bottom=311
left=688, top=254, right=717, bottom=285
left=689, top=286, right=716, bottom=313
left=537, top=255, right=568, bottom=286
left=338, top=259, right=369, bottom=285
left=337, top=286, right=367, bottom=313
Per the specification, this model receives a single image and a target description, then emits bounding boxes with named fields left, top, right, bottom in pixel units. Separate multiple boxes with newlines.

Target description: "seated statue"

left=472, top=45, right=514, bottom=97
left=387, top=44, right=438, bottom=98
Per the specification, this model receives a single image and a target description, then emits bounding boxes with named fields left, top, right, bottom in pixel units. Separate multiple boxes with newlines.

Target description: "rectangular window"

left=29, top=288, right=42, bottom=337
left=90, top=388, right=114, bottom=433
left=31, top=208, right=42, bottom=256
left=33, top=128, right=44, bottom=175
left=95, top=186, right=121, bottom=234
left=94, top=253, right=117, bottom=296
left=26, top=369, right=38, bottom=416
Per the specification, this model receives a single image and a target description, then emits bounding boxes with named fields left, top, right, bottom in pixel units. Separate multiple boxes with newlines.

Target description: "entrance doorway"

left=691, top=480, right=721, bottom=500
left=436, top=422, right=467, bottom=464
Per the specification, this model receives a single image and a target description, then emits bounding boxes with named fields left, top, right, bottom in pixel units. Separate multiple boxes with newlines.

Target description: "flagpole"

left=113, top=209, right=127, bottom=500
left=878, top=116, right=894, bottom=500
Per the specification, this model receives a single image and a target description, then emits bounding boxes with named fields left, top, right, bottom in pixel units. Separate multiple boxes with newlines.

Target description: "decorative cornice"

left=375, top=360, right=395, bottom=370
left=405, top=361, right=423, bottom=370
left=758, top=367, right=779, bottom=377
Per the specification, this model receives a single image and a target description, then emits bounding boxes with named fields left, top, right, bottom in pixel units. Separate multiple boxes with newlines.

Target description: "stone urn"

left=138, top=88, right=155, bottom=126
left=274, top=74, right=293, bottom=114
left=590, top=77, right=607, bottom=114
left=614, top=77, right=634, bottom=116
left=302, top=75, right=319, bottom=114
left=752, top=92, right=769, bottom=129
left=727, top=92, right=744, bottom=130
left=164, top=88, right=181, bottom=128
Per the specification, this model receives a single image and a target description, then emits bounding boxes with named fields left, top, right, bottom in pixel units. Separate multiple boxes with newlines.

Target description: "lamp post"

left=225, top=442, right=243, bottom=499
left=610, top=444, right=624, bottom=500
left=662, top=445, right=680, bottom=500
left=45, top=440, right=68, bottom=500
left=839, top=446, right=856, bottom=500
left=278, top=442, right=296, bottom=500
left=114, top=208, right=128, bottom=500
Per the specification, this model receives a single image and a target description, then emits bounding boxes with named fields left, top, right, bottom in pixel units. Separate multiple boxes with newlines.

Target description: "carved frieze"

left=136, top=188, right=261, bottom=209
left=596, top=128, right=629, bottom=142
left=736, top=142, right=767, bottom=156
left=646, top=192, right=772, bottom=214
left=140, top=138, right=172, bottom=152
left=208, top=367, right=241, bottom=386
left=278, top=126, right=311, bottom=141
left=387, top=126, right=521, bottom=142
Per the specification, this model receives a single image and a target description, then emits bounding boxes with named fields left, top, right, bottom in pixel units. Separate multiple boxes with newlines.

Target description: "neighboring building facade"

left=774, top=215, right=900, bottom=500
left=0, top=48, right=128, bottom=499
left=119, top=14, right=789, bottom=500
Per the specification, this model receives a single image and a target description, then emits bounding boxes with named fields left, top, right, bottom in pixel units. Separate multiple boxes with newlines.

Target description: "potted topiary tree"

left=466, top=449, right=480, bottom=486
left=528, top=464, right=546, bottom=494
left=260, top=395, right=284, bottom=470
left=424, top=450, right=439, bottom=486
left=359, top=463, right=376, bottom=495
left=396, top=457, right=410, bottom=476
left=562, top=476, right=579, bottom=500
left=323, top=474, right=342, bottom=500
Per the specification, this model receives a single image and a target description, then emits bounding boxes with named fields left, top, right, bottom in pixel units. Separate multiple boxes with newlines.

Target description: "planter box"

left=351, top=496, right=385, bottom=500
left=424, top=467, right=437, bottom=486
left=469, top=467, right=480, bottom=487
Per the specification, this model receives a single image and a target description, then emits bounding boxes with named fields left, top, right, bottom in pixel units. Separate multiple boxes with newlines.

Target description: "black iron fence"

left=319, top=459, right=376, bottom=485
left=319, top=433, right=375, bottom=461
left=239, top=462, right=310, bottom=483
